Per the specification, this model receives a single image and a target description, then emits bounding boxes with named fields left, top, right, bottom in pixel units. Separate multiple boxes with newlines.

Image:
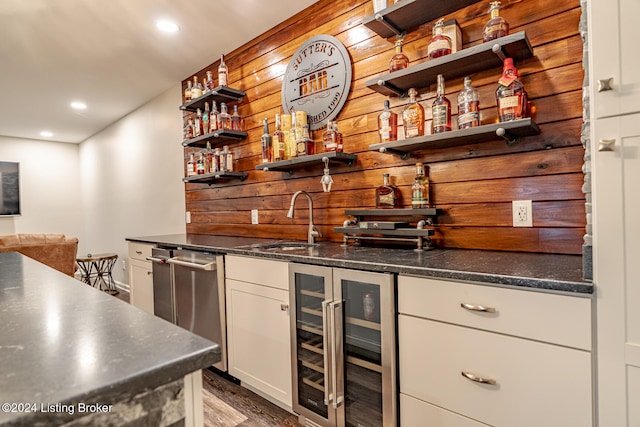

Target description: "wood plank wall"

left=182, top=0, right=585, bottom=255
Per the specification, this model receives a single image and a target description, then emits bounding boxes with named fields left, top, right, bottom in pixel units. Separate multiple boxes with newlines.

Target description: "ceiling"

left=0, top=0, right=318, bottom=144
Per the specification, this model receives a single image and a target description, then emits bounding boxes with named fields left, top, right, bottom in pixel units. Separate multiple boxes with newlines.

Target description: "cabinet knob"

left=598, top=139, right=616, bottom=152
left=147, top=271, right=152, bottom=275
left=280, top=304, right=289, bottom=311
left=597, top=78, right=614, bottom=92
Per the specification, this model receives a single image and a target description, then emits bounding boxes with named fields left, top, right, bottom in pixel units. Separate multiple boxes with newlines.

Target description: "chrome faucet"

left=287, top=190, right=321, bottom=244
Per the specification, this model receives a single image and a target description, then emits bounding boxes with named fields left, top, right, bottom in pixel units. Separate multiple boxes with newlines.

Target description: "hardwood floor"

left=113, top=288, right=300, bottom=426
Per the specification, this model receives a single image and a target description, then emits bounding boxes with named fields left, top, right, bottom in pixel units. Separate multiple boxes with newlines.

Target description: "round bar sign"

left=281, top=35, right=352, bottom=130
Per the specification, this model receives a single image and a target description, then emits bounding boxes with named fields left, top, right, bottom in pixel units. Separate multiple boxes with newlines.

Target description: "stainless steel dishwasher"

left=147, top=247, right=174, bottom=323
left=168, top=249, right=226, bottom=372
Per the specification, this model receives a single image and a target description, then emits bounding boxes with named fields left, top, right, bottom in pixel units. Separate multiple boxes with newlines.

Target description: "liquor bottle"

left=273, top=114, right=285, bottom=161
left=202, top=102, right=210, bottom=136
left=222, top=145, right=233, bottom=171
left=483, top=1, right=509, bottom=42
left=191, top=76, right=203, bottom=99
left=217, top=102, right=231, bottom=130
left=428, top=19, right=452, bottom=59
left=457, top=76, right=480, bottom=129
left=296, top=125, right=315, bottom=157
left=186, top=116, right=196, bottom=140
left=261, top=118, right=272, bottom=163
left=411, top=162, right=430, bottom=208
left=209, top=101, right=219, bottom=133
left=184, top=80, right=192, bottom=103
left=212, top=147, right=221, bottom=173
left=432, top=74, right=452, bottom=133
left=496, top=58, right=527, bottom=122
left=182, top=111, right=191, bottom=141
left=332, top=121, right=344, bottom=152
left=231, top=105, right=243, bottom=131
left=186, top=153, right=196, bottom=177
left=194, top=108, right=203, bottom=137
left=402, top=88, right=425, bottom=138
left=323, top=120, right=336, bottom=152
left=389, top=39, right=409, bottom=73
left=218, top=55, right=228, bottom=87
left=281, top=113, right=292, bottom=159
left=375, top=173, right=400, bottom=209
left=205, top=142, right=213, bottom=173
left=205, top=70, right=215, bottom=92
left=289, top=111, right=299, bottom=157
left=196, top=151, right=205, bottom=175
left=378, top=99, right=398, bottom=143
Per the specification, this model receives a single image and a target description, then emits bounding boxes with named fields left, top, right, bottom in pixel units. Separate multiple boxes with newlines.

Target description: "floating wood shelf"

left=366, top=31, right=534, bottom=97
left=182, top=129, right=247, bottom=148
left=362, top=0, right=478, bottom=38
left=369, top=118, right=540, bottom=159
left=179, top=86, right=245, bottom=112
left=183, top=171, right=248, bottom=185
left=345, top=208, right=438, bottom=217
left=256, top=151, right=357, bottom=174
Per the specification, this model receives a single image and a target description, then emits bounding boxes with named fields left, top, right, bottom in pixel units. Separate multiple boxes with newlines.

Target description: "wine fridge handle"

left=322, top=300, right=332, bottom=406
left=330, top=300, right=344, bottom=409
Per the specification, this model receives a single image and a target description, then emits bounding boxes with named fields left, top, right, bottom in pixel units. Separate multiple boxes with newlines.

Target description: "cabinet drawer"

left=128, top=242, right=155, bottom=262
left=399, top=315, right=592, bottom=427
left=398, top=275, right=591, bottom=350
left=225, top=255, right=289, bottom=290
left=400, top=393, right=488, bottom=427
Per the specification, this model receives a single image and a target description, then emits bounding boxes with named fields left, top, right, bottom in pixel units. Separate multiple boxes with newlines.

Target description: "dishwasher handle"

left=167, top=257, right=217, bottom=271
left=146, top=256, right=169, bottom=263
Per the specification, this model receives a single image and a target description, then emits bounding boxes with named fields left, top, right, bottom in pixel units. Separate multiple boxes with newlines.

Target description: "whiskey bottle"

left=194, top=108, right=203, bottom=137
left=209, top=101, right=219, bottom=133
left=411, top=162, right=430, bottom=208
left=375, top=173, right=400, bottom=209
left=322, top=120, right=336, bottom=152
left=184, top=80, right=192, bottom=103
left=457, top=76, right=480, bottom=129
left=378, top=99, right=398, bottom=143
left=205, top=70, right=215, bottom=92
left=432, top=74, right=452, bottom=133
left=281, top=113, right=292, bottom=160
left=428, top=19, right=452, bottom=60
left=296, top=125, right=315, bottom=156
left=196, top=151, right=205, bottom=175
left=202, top=102, right=210, bottom=136
left=217, top=102, right=231, bottom=130
left=496, top=58, right=527, bottom=122
left=220, top=145, right=233, bottom=172
left=218, top=55, right=228, bottom=87
left=212, top=147, right=221, bottom=173
left=186, top=153, right=196, bottom=177
left=289, top=111, right=299, bottom=157
left=273, top=114, right=285, bottom=161
left=261, top=118, right=272, bottom=163
left=231, top=105, right=243, bottom=131
left=389, top=39, right=409, bottom=73
left=191, top=76, right=203, bottom=99
left=403, top=88, right=425, bottom=138
left=332, top=121, right=344, bottom=152
left=483, top=1, right=509, bottom=42
left=186, top=116, right=196, bottom=140
left=205, top=142, right=213, bottom=173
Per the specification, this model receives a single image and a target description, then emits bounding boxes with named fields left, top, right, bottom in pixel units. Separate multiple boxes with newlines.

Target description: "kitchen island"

left=0, top=251, right=219, bottom=426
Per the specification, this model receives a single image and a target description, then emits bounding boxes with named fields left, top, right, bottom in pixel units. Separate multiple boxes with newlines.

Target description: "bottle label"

left=219, top=71, right=228, bottom=86
left=458, top=111, right=479, bottom=126
left=378, top=192, right=396, bottom=207
left=428, top=39, right=450, bottom=55
left=484, top=24, right=506, bottom=37
left=226, top=153, right=233, bottom=171
left=432, top=105, right=449, bottom=127
left=191, top=88, right=203, bottom=98
left=499, top=96, right=520, bottom=109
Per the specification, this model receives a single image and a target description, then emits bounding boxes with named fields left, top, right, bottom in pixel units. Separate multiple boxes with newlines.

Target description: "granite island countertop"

left=0, top=252, right=220, bottom=426
left=127, top=234, right=592, bottom=294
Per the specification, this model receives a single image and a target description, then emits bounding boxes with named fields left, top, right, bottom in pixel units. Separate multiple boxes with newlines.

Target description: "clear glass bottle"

left=182, top=111, right=191, bottom=141
left=191, top=76, right=203, bottom=99
left=202, top=102, right=210, bottom=135
left=184, top=80, right=192, bottom=103
left=273, top=114, right=285, bottom=161
left=186, top=116, right=196, bottom=140
left=261, top=118, right=272, bottom=163
left=231, top=105, right=243, bottom=131
left=389, top=39, right=409, bottom=73
left=457, top=76, right=480, bottom=129
left=322, top=120, right=336, bottom=152
left=205, top=142, right=213, bottom=173
left=411, top=162, right=430, bottom=208
left=217, top=102, right=231, bottom=130
left=212, top=147, right=221, bottom=173
left=483, top=1, right=509, bottom=42
left=218, top=54, right=228, bottom=87
left=194, top=108, right=203, bottom=137
left=186, top=153, right=196, bottom=176
left=432, top=74, right=452, bottom=133
left=289, top=111, right=299, bottom=157
left=428, top=19, right=452, bottom=59
left=403, top=88, right=425, bottom=138
left=281, top=113, right=292, bottom=160
left=332, top=121, right=343, bottom=152
left=206, top=70, right=215, bottom=92
left=224, top=145, right=234, bottom=171
left=209, top=101, right=219, bottom=133
left=378, top=99, right=398, bottom=143
left=375, top=173, right=400, bottom=209
left=496, top=58, right=527, bottom=122
left=196, top=151, right=205, bottom=175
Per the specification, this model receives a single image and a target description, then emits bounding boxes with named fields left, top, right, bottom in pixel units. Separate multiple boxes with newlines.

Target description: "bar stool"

left=76, top=253, right=119, bottom=295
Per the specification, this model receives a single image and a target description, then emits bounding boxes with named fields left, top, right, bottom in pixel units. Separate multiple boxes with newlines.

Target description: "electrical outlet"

left=122, top=260, right=126, bottom=271
left=512, top=200, right=533, bottom=227
left=185, top=211, right=191, bottom=224
left=251, top=209, right=259, bottom=225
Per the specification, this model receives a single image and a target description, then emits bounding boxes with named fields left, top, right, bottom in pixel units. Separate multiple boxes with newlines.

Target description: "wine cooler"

left=289, top=263, right=396, bottom=427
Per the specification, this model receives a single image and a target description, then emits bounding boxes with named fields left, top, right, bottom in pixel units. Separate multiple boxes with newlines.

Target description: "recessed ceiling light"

left=71, top=101, right=87, bottom=110
left=40, top=131, right=53, bottom=138
left=156, top=20, right=179, bottom=33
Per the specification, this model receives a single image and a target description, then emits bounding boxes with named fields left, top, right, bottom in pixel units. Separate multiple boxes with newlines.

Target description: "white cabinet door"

left=226, top=278, right=292, bottom=409
left=129, top=258, right=154, bottom=314
left=589, top=0, right=640, bottom=119
left=593, top=113, right=640, bottom=426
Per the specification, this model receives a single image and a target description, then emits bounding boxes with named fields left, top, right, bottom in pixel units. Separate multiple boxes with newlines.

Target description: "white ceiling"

left=0, top=0, right=318, bottom=143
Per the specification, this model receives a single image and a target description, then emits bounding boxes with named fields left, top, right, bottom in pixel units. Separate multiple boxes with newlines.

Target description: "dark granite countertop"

left=0, top=252, right=220, bottom=426
left=127, top=234, right=593, bottom=294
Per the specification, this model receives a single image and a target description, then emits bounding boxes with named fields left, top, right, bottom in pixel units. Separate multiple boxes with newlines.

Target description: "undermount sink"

left=250, top=241, right=317, bottom=250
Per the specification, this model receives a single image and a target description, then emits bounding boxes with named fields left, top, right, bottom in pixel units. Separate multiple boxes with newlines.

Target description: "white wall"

left=79, top=85, right=186, bottom=284
left=0, top=136, right=83, bottom=243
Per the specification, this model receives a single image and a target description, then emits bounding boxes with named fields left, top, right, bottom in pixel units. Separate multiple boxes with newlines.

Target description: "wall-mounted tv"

left=0, top=162, right=20, bottom=216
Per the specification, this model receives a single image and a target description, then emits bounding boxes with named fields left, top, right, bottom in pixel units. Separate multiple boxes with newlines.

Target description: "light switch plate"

left=251, top=209, right=259, bottom=225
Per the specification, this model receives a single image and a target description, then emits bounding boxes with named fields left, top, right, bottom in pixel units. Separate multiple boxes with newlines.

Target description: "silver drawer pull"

left=461, top=371, right=497, bottom=385
left=460, top=302, right=496, bottom=313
